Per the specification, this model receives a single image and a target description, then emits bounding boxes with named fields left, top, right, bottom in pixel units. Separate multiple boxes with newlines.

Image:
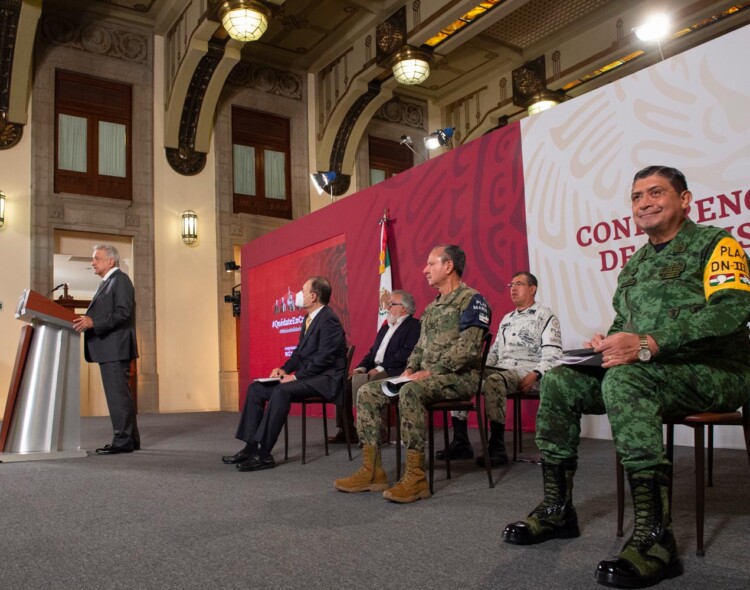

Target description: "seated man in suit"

left=329, top=290, right=421, bottom=444
left=222, top=276, right=347, bottom=472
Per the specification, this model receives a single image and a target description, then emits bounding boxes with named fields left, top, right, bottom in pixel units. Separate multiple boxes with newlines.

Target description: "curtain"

left=58, top=114, right=87, bottom=172
left=233, top=144, right=256, bottom=195
left=264, top=150, right=286, bottom=200
left=98, top=121, right=127, bottom=177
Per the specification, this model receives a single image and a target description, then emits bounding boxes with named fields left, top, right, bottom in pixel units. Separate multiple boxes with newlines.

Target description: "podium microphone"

left=47, top=283, right=65, bottom=295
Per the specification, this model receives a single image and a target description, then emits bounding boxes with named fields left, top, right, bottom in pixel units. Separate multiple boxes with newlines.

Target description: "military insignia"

left=658, top=261, right=685, bottom=279
left=668, top=308, right=680, bottom=319
left=704, top=236, right=750, bottom=298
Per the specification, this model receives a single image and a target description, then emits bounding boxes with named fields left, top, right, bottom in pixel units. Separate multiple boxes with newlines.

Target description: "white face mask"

left=295, top=290, right=304, bottom=308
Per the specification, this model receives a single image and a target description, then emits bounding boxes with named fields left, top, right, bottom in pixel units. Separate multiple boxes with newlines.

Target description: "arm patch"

left=459, top=294, right=491, bottom=331
left=703, top=237, right=750, bottom=299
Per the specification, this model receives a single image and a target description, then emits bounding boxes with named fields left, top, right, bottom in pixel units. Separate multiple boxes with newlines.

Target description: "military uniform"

left=356, top=284, right=491, bottom=452
left=537, top=220, right=750, bottom=473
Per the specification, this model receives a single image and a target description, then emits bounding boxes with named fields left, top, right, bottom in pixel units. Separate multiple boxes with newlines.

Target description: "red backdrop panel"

left=240, top=124, right=534, bottom=427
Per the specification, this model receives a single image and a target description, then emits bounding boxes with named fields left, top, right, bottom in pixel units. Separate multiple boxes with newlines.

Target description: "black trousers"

left=99, top=360, right=140, bottom=450
left=236, top=379, right=321, bottom=453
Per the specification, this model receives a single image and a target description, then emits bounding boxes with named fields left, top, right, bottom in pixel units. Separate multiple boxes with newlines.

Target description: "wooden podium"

left=0, top=289, right=87, bottom=462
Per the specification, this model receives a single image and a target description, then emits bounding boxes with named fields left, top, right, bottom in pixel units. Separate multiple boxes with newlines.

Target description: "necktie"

left=305, top=315, right=312, bottom=331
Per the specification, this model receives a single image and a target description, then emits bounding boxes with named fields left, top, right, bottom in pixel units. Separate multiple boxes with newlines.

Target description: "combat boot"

left=383, top=449, right=431, bottom=503
left=435, top=417, right=474, bottom=460
left=333, top=445, right=389, bottom=493
left=595, top=470, right=683, bottom=588
left=502, top=458, right=580, bottom=544
left=475, top=421, right=509, bottom=467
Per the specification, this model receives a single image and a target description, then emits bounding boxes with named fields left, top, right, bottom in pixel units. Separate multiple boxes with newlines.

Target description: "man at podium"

left=73, top=244, right=140, bottom=455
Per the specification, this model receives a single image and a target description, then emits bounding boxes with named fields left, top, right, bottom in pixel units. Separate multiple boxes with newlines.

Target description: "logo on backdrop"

left=575, top=185, right=750, bottom=272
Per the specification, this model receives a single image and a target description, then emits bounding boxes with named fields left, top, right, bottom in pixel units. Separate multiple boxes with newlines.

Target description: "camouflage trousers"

left=449, top=369, right=526, bottom=424
left=537, top=362, right=750, bottom=473
left=356, top=372, right=478, bottom=452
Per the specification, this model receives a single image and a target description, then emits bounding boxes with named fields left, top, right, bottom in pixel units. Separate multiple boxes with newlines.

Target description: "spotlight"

left=310, top=171, right=337, bottom=195
left=224, top=261, right=240, bottom=272
left=224, top=291, right=241, bottom=317
left=423, top=128, right=454, bottom=150
left=634, top=13, right=670, bottom=41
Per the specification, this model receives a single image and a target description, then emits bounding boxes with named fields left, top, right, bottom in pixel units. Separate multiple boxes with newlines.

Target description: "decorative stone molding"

left=226, top=61, right=303, bottom=100
left=41, top=15, right=149, bottom=64
left=373, top=97, right=425, bottom=130
left=125, top=214, right=140, bottom=227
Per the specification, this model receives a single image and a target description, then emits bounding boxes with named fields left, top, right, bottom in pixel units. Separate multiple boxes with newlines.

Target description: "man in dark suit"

left=73, top=244, right=139, bottom=455
left=222, top=276, right=347, bottom=472
left=329, top=289, right=420, bottom=443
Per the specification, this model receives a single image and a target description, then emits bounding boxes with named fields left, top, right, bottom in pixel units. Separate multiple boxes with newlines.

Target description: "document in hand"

left=381, top=376, right=413, bottom=397
left=255, top=377, right=282, bottom=383
left=561, top=348, right=603, bottom=367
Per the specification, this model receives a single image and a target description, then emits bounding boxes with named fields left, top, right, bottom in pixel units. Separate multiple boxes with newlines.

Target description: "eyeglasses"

left=631, top=186, right=671, bottom=202
left=507, top=281, right=529, bottom=288
left=387, top=302, right=404, bottom=309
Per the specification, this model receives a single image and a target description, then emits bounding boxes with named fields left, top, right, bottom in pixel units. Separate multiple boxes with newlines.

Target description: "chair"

left=283, top=345, right=356, bottom=464
left=393, top=332, right=495, bottom=494
left=507, top=387, right=541, bottom=463
left=615, top=401, right=750, bottom=556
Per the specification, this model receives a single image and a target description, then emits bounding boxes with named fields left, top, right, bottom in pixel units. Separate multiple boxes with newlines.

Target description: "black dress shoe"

left=236, top=454, right=275, bottom=472
left=95, top=444, right=133, bottom=455
left=222, top=451, right=250, bottom=464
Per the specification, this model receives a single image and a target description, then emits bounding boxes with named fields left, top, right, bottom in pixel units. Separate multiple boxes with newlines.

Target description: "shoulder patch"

left=459, top=294, right=491, bottom=331
left=703, top=237, right=750, bottom=299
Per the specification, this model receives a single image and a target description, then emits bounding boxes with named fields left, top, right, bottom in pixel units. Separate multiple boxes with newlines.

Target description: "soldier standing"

left=334, top=244, right=491, bottom=503
left=502, top=166, right=750, bottom=589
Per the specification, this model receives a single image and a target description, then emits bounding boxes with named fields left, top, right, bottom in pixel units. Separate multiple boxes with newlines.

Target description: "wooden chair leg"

left=396, top=405, right=402, bottom=480
left=443, top=409, right=452, bottom=481
left=707, top=425, right=714, bottom=487
left=428, top=409, right=435, bottom=495
left=341, top=404, right=352, bottom=461
left=475, top=401, right=494, bottom=488
left=694, top=425, right=706, bottom=557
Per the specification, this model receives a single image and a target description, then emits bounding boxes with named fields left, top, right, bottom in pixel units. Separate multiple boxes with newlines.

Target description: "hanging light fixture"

left=391, top=46, right=433, bottom=85
left=0, top=189, right=5, bottom=228
left=181, top=210, right=198, bottom=245
left=219, top=0, right=271, bottom=42
left=526, top=90, right=562, bottom=116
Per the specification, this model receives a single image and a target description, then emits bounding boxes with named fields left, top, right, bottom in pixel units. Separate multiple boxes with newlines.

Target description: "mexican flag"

left=377, top=213, right=392, bottom=329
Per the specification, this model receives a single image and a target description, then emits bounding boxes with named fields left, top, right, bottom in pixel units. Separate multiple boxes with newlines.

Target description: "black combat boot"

left=475, top=421, right=509, bottom=467
left=502, top=458, right=580, bottom=544
left=595, top=470, right=683, bottom=588
left=435, top=417, right=474, bottom=460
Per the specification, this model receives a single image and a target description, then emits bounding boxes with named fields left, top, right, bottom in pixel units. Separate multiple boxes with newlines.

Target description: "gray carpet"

left=0, top=412, right=748, bottom=590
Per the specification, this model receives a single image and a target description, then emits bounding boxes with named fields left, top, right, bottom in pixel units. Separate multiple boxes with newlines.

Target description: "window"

left=232, top=107, right=292, bottom=219
left=368, top=135, right=413, bottom=186
left=55, top=70, right=132, bottom=200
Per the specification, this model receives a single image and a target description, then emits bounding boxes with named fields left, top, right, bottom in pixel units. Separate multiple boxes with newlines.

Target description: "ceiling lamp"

left=634, top=13, right=671, bottom=41
left=391, top=47, right=433, bottom=85
left=526, top=90, right=562, bottom=116
left=424, top=127, right=455, bottom=150
left=220, top=0, right=271, bottom=42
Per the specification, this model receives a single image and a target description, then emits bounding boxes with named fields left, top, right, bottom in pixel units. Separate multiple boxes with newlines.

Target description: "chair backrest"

left=344, top=344, right=356, bottom=373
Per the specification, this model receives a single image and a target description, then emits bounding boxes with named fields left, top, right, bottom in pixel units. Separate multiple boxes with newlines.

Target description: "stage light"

left=311, top=171, right=337, bottom=195
left=634, top=13, right=670, bottom=41
left=224, top=290, right=241, bottom=317
left=224, top=261, right=240, bottom=272
left=391, top=46, right=432, bottom=85
left=181, top=210, right=198, bottom=245
left=423, top=128, right=454, bottom=150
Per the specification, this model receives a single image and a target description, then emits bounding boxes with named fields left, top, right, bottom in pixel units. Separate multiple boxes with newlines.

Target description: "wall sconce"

left=224, top=260, right=240, bottom=272
left=423, top=127, right=455, bottom=150
left=181, top=210, right=198, bottom=245
left=220, top=0, right=271, bottom=42
left=0, top=189, right=5, bottom=228
left=512, top=56, right=565, bottom=117
left=391, top=46, right=433, bottom=85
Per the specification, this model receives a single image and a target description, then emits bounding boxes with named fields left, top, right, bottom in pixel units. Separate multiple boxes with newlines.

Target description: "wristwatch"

left=638, top=335, right=652, bottom=362
left=532, top=370, right=543, bottom=381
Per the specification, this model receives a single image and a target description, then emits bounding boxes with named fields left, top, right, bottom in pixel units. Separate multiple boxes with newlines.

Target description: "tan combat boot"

left=382, top=449, right=431, bottom=503
left=333, top=444, right=389, bottom=492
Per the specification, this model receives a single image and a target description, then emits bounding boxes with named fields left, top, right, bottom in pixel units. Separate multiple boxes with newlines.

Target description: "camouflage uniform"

left=537, top=220, right=750, bottom=473
left=356, top=284, right=491, bottom=452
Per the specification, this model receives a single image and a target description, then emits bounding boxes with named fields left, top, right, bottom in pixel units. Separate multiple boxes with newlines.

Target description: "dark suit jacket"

left=84, top=268, right=138, bottom=363
left=357, top=315, right=420, bottom=377
left=281, top=305, right=347, bottom=403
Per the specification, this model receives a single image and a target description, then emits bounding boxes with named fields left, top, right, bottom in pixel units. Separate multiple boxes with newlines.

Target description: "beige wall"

left=153, top=35, right=221, bottom=412
left=0, top=123, right=32, bottom=411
